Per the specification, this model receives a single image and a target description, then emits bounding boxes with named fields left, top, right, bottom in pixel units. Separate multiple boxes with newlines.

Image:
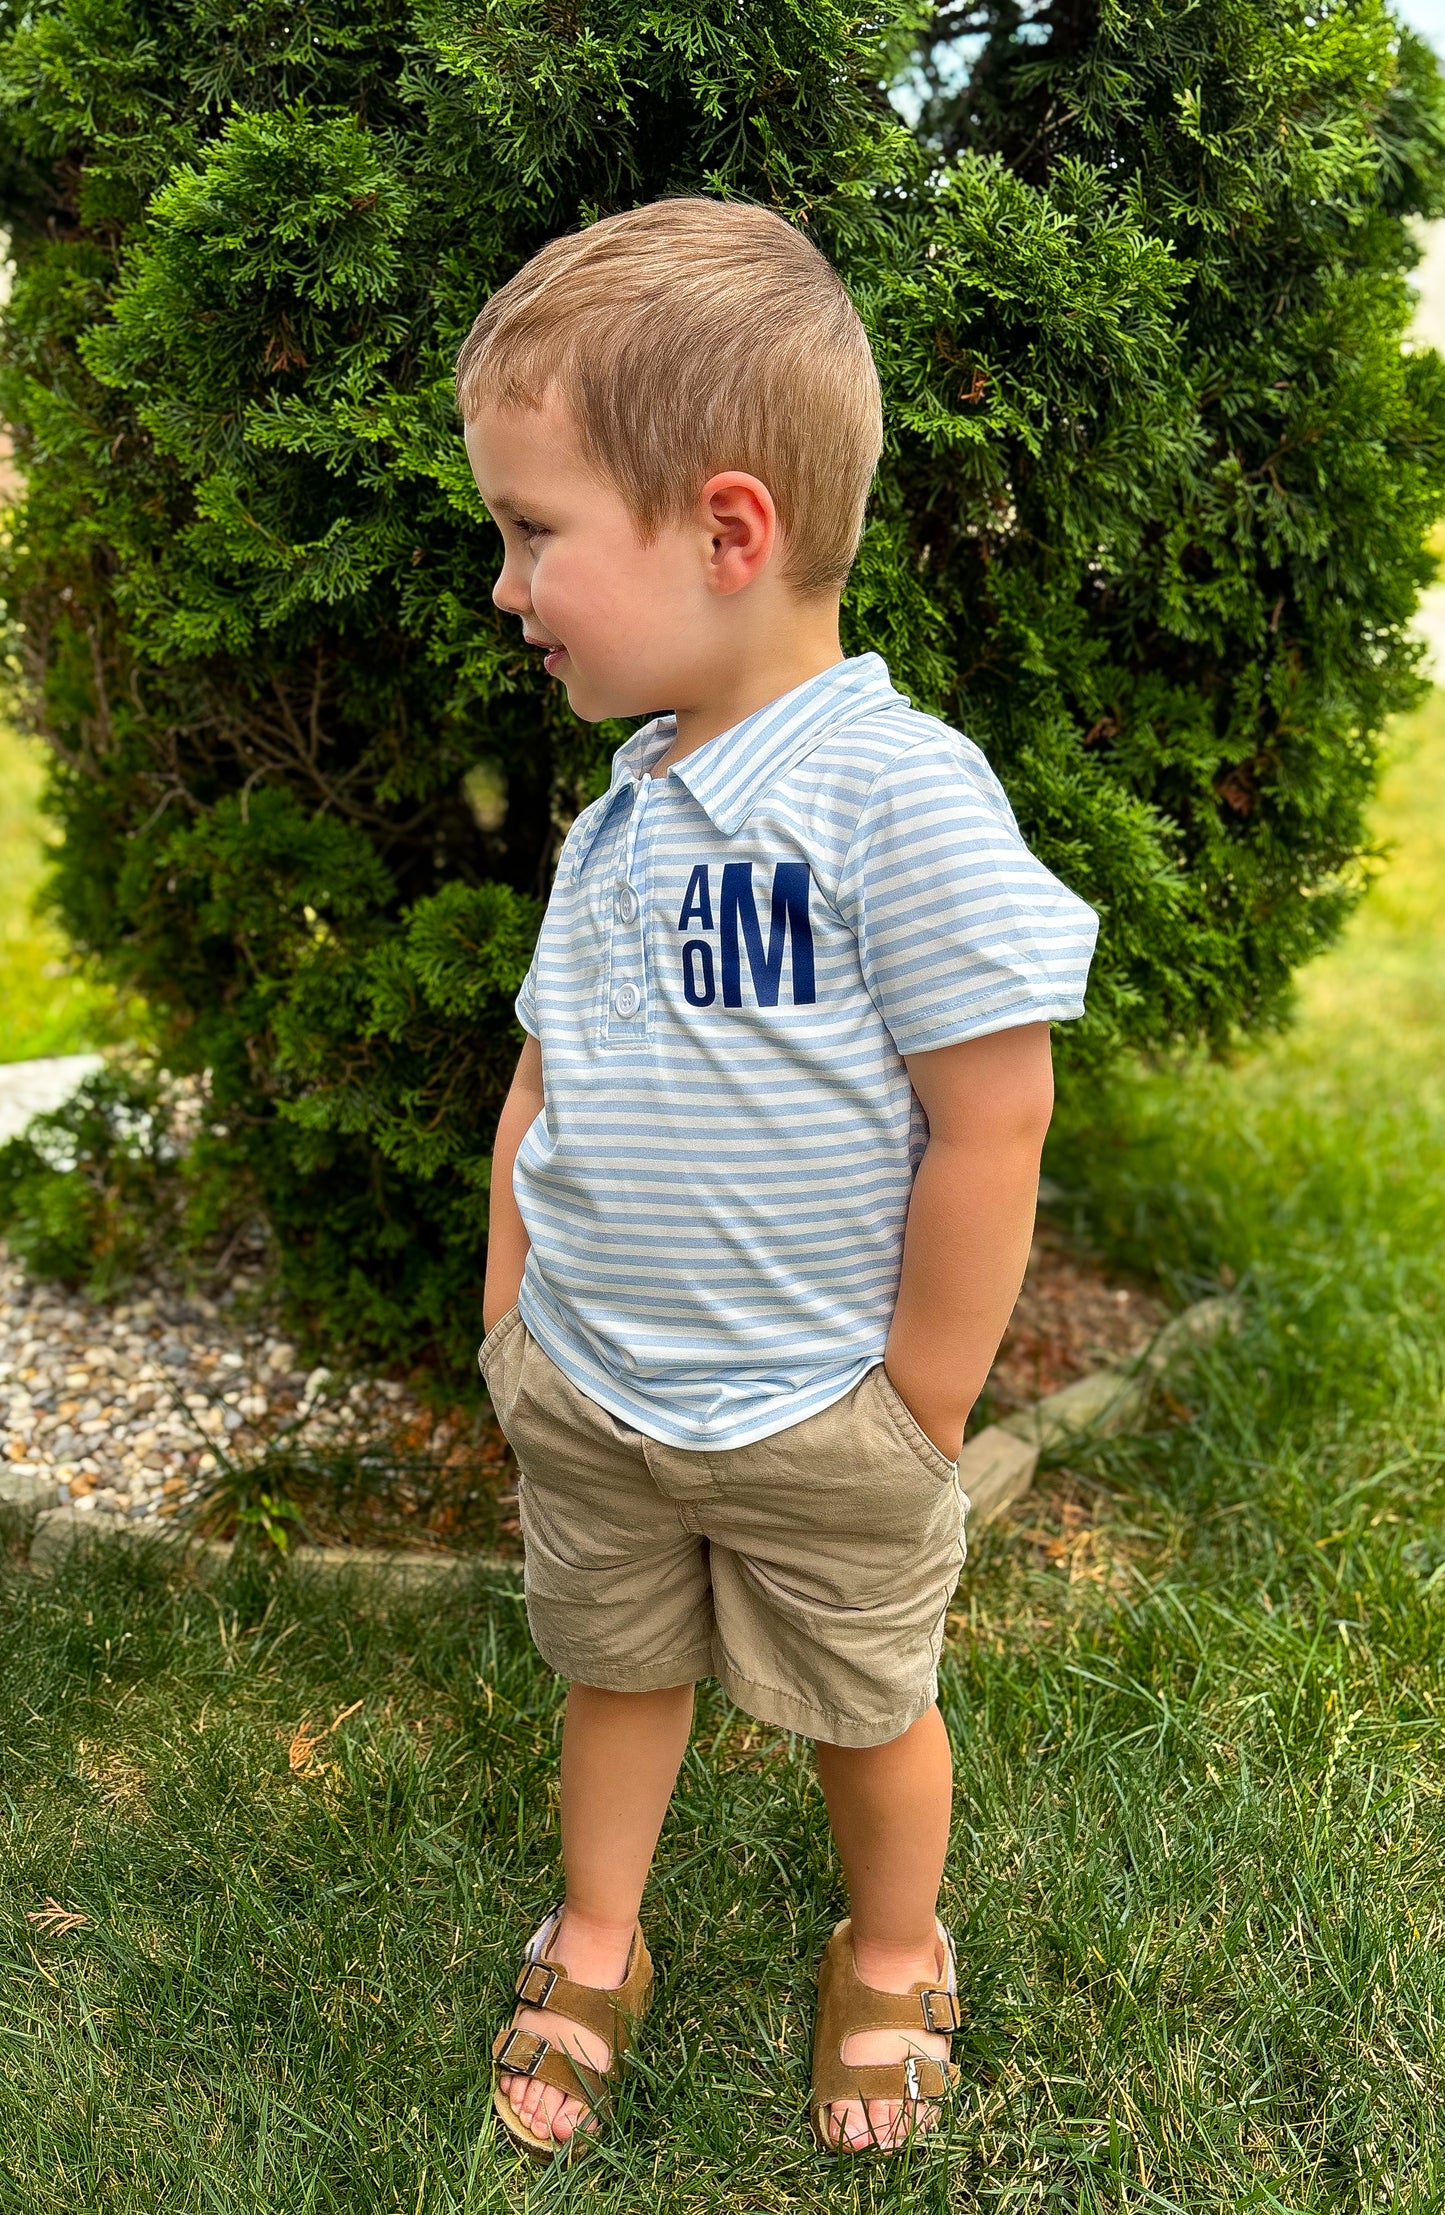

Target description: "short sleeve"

left=515, top=955, right=540, bottom=1038
left=836, top=732, right=1099, bottom=1056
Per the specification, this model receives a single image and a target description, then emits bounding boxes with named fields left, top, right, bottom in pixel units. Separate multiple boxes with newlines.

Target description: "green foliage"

left=2, top=0, right=1444, bottom=1365
left=0, top=1066, right=187, bottom=1291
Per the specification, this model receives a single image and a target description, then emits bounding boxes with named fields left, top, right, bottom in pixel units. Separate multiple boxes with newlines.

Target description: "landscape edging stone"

left=19, top=1295, right=1239, bottom=1587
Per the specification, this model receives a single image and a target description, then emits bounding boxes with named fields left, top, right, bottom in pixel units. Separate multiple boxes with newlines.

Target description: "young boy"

left=458, top=198, right=1097, bottom=2160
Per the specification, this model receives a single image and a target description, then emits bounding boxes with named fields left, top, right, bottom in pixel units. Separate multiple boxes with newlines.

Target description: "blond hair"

left=455, top=198, right=882, bottom=594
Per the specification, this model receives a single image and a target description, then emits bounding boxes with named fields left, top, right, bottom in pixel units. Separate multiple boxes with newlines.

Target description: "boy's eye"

left=512, top=516, right=549, bottom=542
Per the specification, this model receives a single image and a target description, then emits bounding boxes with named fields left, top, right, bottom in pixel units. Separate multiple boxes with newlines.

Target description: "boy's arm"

left=884, top=1022, right=1055, bottom=1461
left=482, top=1035, right=545, bottom=1333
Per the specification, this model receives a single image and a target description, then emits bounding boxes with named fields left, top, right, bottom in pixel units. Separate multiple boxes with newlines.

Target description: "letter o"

left=681, top=939, right=716, bottom=1008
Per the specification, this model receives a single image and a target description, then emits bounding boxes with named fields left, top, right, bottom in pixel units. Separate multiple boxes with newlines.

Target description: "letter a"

left=677, top=865, right=713, bottom=932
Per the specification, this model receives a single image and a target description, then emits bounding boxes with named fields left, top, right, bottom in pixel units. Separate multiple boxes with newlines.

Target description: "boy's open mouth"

left=525, top=633, right=566, bottom=674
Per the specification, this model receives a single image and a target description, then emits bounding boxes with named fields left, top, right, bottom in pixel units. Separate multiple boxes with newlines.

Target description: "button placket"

left=602, top=775, right=655, bottom=1046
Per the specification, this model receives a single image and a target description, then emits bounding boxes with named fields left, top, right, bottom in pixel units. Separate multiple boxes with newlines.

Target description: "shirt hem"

left=516, top=1287, right=880, bottom=1451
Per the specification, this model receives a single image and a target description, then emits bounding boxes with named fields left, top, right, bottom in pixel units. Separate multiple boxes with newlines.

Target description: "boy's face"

left=465, top=391, right=720, bottom=724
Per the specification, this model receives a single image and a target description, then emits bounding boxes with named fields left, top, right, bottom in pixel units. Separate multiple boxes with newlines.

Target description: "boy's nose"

left=492, top=564, right=532, bottom=618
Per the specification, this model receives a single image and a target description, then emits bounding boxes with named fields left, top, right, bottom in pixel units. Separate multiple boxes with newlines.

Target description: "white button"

left=616, top=884, right=638, bottom=923
left=612, top=981, right=641, bottom=1019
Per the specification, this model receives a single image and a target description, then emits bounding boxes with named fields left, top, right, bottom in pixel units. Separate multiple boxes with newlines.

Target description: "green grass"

left=2, top=701, right=1445, bottom=2210
left=0, top=722, right=138, bottom=1062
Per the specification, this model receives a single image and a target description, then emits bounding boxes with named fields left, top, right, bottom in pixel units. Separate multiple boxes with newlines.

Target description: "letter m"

left=719, top=862, right=816, bottom=1008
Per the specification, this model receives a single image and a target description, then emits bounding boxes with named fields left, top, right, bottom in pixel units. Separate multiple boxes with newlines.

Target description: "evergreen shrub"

left=2, top=0, right=1444, bottom=1364
left=0, top=1065, right=189, bottom=1292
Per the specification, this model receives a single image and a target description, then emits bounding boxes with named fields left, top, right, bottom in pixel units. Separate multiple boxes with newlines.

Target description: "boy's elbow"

left=1018, top=1054, right=1056, bottom=1144
left=986, top=1075, right=1054, bottom=1165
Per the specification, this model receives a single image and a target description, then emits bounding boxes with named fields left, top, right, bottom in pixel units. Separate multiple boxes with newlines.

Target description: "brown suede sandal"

left=491, top=1907, right=654, bottom=2161
left=810, top=1917, right=961, bottom=2154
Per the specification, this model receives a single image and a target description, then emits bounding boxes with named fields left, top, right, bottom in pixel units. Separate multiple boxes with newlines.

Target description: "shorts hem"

left=715, top=1662, right=940, bottom=1750
left=531, top=1640, right=717, bottom=1696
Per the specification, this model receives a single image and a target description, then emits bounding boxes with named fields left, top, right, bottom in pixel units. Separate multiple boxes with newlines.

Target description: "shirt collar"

left=569, top=653, right=904, bottom=879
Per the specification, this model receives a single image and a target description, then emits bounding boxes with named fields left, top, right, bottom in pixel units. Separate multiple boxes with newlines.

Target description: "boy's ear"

left=699, top=471, right=776, bottom=593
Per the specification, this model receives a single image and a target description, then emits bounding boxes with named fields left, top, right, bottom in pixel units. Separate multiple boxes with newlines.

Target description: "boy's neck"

left=656, top=593, right=845, bottom=772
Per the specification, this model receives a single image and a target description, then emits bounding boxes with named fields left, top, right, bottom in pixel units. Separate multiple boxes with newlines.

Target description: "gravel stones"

left=0, top=1246, right=438, bottom=1530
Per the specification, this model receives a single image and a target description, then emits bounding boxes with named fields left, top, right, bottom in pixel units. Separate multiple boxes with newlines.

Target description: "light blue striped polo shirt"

left=511, top=652, right=1098, bottom=1450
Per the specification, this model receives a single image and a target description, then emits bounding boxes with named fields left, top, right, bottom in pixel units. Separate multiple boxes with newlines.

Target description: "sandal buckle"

left=516, top=1962, right=560, bottom=2008
left=496, top=2026, right=549, bottom=2075
left=920, top=1987, right=960, bottom=2033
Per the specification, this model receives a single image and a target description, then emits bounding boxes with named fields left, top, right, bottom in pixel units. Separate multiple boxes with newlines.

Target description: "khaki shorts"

left=479, top=1310, right=969, bottom=1749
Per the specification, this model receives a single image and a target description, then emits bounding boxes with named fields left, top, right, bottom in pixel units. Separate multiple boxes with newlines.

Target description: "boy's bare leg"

left=499, top=1680, right=695, bottom=2144
left=813, top=1705, right=954, bottom=2152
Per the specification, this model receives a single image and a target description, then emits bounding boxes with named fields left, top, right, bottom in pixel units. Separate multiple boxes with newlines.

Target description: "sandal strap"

left=491, top=1911, right=654, bottom=2128
left=820, top=1982, right=960, bottom=2037
left=813, top=2054, right=957, bottom=2110
left=508, top=1914, right=652, bottom=2054
left=919, top=1986, right=962, bottom=2033
left=491, top=2023, right=603, bottom=2107
left=512, top=1959, right=628, bottom=2048
left=818, top=1921, right=962, bottom=2042
left=811, top=1918, right=961, bottom=2139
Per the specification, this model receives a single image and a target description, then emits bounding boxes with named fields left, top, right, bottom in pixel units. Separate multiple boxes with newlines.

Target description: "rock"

left=999, top=1295, right=1241, bottom=1456
left=999, top=1366, right=1147, bottom=1452
left=285, top=1546, right=483, bottom=1591
left=0, top=1470, right=58, bottom=1513
left=1141, top=1294, right=1240, bottom=1370
left=958, top=1427, right=1040, bottom=1528
left=0, top=1052, right=103, bottom=1144
left=29, top=1502, right=128, bottom=1570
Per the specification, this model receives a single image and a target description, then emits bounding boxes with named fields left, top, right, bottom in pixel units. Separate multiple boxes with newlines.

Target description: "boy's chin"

left=560, top=671, right=660, bottom=725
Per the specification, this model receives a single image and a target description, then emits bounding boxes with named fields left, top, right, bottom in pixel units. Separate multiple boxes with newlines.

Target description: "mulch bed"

left=984, top=1221, right=1167, bottom=1414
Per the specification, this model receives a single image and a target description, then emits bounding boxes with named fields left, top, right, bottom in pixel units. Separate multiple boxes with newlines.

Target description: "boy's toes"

left=875, top=2096, right=939, bottom=2147
left=519, top=2075, right=555, bottom=2134
left=550, top=2093, right=596, bottom=2142
left=510, top=2074, right=545, bottom=2131
left=532, top=2087, right=594, bottom=2143
left=530, top=2084, right=563, bottom=2137
left=861, top=2098, right=901, bottom=2149
left=500, top=2071, right=594, bottom=2145
left=828, top=2095, right=941, bottom=2152
left=829, top=2097, right=884, bottom=2150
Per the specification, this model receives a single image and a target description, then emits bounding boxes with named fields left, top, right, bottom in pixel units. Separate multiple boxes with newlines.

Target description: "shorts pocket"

left=872, top=1366, right=960, bottom=1482
left=717, top=1372, right=960, bottom=1611
left=477, top=1304, right=524, bottom=1417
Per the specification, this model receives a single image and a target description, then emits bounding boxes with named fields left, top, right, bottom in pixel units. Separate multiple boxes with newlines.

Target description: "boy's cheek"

left=530, top=566, right=586, bottom=642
